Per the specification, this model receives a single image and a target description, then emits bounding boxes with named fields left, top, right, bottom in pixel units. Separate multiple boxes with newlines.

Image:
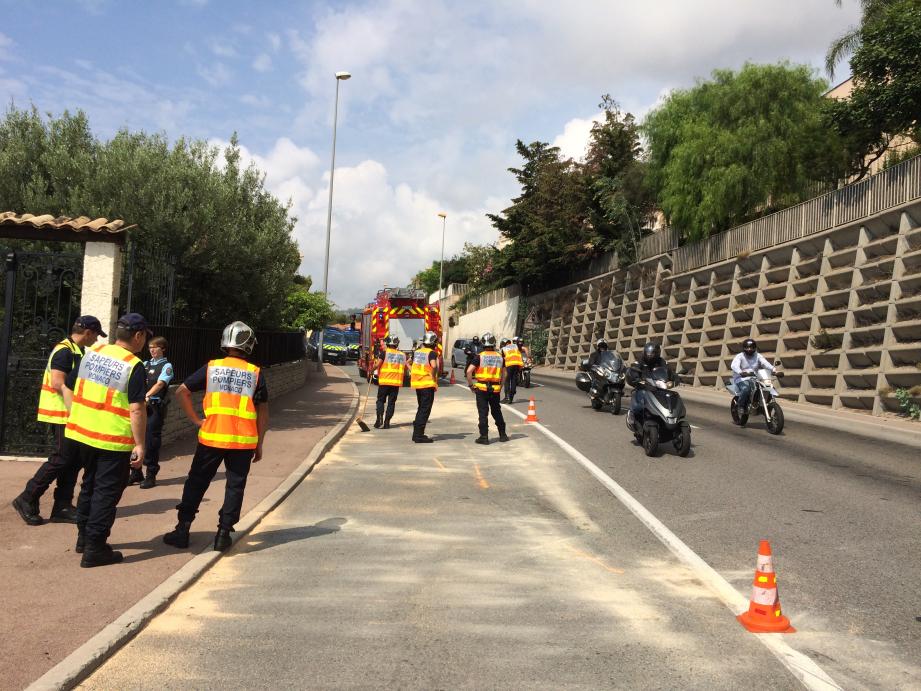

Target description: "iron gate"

left=0, top=248, right=84, bottom=455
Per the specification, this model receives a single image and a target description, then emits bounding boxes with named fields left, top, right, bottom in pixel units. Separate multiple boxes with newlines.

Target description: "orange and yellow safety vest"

left=378, top=348, right=407, bottom=387
left=199, top=357, right=261, bottom=450
left=65, top=343, right=141, bottom=451
left=502, top=344, right=524, bottom=367
left=37, top=338, right=83, bottom=424
left=410, top=347, right=437, bottom=389
left=474, top=349, right=504, bottom=393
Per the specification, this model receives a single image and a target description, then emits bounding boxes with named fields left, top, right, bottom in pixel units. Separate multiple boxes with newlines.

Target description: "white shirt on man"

left=730, top=352, right=774, bottom=384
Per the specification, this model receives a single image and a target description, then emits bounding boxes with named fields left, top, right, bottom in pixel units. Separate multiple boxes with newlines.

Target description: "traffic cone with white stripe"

left=525, top=396, right=539, bottom=423
left=737, top=540, right=795, bottom=633
left=450, top=368, right=456, bottom=385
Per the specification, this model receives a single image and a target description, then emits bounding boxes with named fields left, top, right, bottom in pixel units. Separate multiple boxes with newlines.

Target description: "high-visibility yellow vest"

left=65, top=343, right=141, bottom=451
left=378, top=348, right=406, bottom=387
left=474, top=350, right=504, bottom=393
left=37, top=338, right=83, bottom=424
left=410, top=348, right=436, bottom=389
left=199, top=357, right=261, bottom=450
left=502, top=344, right=524, bottom=367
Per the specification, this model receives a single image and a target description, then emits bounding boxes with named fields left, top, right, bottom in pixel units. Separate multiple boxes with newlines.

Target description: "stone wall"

left=160, top=359, right=310, bottom=447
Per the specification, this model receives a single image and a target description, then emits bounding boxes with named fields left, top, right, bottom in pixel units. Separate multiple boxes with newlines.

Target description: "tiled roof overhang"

left=0, top=212, right=135, bottom=243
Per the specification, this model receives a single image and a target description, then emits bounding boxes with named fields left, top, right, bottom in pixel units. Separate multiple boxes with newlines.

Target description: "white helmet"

left=385, top=335, right=400, bottom=348
left=221, top=321, right=257, bottom=355
left=481, top=332, right=496, bottom=348
left=421, top=331, right=438, bottom=347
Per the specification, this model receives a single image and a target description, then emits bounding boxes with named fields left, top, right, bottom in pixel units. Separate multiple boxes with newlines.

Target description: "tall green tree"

left=825, top=0, right=900, bottom=77
left=643, top=62, right=849, bottom=241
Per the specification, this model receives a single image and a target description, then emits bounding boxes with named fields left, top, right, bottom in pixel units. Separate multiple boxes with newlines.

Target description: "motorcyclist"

left=588, top=338, right=609, bottom=368
left=464, top=335, right=481, bottom=369
left=730, top=339, right=775, bottom=425
left=515, top=336, right=530, bottom=361
left=625, top=342, right=670, bottom=427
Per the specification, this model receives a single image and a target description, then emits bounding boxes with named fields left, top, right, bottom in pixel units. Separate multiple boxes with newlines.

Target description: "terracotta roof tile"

left=0, top=211, right=136, bottom=234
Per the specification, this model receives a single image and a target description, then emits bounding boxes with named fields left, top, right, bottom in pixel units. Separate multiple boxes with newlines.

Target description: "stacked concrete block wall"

left=160, top=359, right=310, bottom=447
left=526, top=156, right=921, bottom=417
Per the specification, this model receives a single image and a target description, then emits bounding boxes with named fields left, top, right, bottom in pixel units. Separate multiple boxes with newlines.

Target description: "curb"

left=26, top=371, right=360, bottom=691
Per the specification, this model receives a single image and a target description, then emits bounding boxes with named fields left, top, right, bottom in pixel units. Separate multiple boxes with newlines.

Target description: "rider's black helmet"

left=595, top=338, right=608, bottom=351
left=642, top=342, right=661, bottom=366
left=742, top=338, right=757, bottom=355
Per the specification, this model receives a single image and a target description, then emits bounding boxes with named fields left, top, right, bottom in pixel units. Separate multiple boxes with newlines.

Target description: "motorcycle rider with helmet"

left=588, top=338, right=609, bottom=368
left=730, top=339, right=775, bottom=426
left=625, top=342, right=670, bottom=428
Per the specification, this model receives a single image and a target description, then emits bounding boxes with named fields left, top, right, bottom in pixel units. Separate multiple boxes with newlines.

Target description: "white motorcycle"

left=727, top=364, right=785, bottom=435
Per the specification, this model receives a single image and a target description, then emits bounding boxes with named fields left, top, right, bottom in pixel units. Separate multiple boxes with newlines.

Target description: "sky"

left=0, top=0, right=861, bottom=308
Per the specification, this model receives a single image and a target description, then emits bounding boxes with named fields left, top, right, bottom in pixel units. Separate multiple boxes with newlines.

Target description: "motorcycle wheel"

left=591, top=397, right=603, bottom=411
left=523, top=371, right=531, bottom=388
left=642, top=422, right=659, bottom=457
left=611, top=391, right=622, bottom=415
left=730, top=397, right=741, bottom=425
left=673, top=423, right=691, bottom=457
left=767, top=402, right=785, bottom=435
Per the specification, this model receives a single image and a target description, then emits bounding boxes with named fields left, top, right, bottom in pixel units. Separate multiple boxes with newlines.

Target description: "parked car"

left=450, top=338, right=472, bottom=368
left=342, top=328, right=360, bottom=360
left=305, top=328, right=349, bottom=365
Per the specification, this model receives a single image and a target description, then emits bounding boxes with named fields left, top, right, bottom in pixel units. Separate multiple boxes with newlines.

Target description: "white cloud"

left=267, top=32, right=281, bottom=51
left=240, top=93, right=271, bottom=108
left=209, top=40, right=237, bottom=59
left=197, top=62, right=231, bottom=87
left=0, top=32, right=13, bottom=52
left=252, top=53, right=272, bottom=72
left=552, top=114, right=604, bottom=162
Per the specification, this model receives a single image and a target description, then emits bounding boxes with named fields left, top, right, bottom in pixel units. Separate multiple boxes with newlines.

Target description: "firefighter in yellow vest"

left=164, top=321, right=268, bottom=552
left=374, top=335, right=406, bottom=429
left=12, top=316, right=106, bottom=527
left=63, top=313, right=150, bottom=568
left=501, top=336, right=525, bottom=404
left=466, top=332, right=509, bottom=445
left=410, top=331, right=439, bottom=443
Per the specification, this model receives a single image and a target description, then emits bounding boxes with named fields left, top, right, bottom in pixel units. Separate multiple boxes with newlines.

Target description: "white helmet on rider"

left=221, top=321, right=257, bottom=355
left=481, top=332, right=497, bottom=348
left=421, top=331, right=438, bottom=348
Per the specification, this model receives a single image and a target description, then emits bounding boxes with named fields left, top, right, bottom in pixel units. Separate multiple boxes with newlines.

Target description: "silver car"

left=450, top=338, right=473, bottom=368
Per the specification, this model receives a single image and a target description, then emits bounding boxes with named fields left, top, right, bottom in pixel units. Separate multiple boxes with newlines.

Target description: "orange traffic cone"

left=525, top=396, right=539, bottom=423
left=450, top=368, right=456, bottom=385
left=737, top=540, right=795, bottom=633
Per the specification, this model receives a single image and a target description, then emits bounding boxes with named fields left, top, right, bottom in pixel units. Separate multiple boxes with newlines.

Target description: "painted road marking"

left=567, top=546, right=625, bottom=575
left=503, top=405, right=841, bottom=691
left=473, top=463, right=490, bottom=489
left=432, top=457, right=447, bottom=471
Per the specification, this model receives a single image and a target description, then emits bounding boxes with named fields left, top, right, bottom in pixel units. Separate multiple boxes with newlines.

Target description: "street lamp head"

left=335, top=71, right=352, bottom=80
left=437, top=212, right=447, bottom=219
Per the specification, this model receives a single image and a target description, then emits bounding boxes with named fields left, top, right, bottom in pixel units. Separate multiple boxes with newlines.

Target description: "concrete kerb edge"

left=26, top=369, right=360, bottom=691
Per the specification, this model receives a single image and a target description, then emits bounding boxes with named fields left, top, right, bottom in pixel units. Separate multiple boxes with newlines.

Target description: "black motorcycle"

left=728, top=364, right=785, bottom=434
left=521, top=357, right=533, bottom=388
left=625, top=365, right=691, bottom=457
left=575, top=350, right=626, bottom=414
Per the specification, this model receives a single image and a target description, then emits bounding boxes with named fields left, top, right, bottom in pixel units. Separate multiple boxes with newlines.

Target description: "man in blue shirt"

left=129, top=336, right=173, bottom=488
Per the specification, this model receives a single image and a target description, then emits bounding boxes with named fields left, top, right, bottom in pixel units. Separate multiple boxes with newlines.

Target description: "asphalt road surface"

left=527, top=372, right=921, bottom=689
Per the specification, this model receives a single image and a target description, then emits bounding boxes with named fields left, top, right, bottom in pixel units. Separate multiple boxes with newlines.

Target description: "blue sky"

left=1, top=0, right=861, bottom=307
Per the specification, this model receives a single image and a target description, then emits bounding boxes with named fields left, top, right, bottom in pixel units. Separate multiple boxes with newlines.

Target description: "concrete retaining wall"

left=160, top=359, right=310, bottom=447
left=456, top=292, right=520, bottom=342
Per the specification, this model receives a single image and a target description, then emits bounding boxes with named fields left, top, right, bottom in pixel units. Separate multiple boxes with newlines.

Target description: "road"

left=78, top=364, right=920, bottom=690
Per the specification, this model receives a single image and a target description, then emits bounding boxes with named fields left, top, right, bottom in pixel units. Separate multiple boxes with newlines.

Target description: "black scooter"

left=575, top=351, right=626, bottom=414
left=625, top=365, right=691, bottom=457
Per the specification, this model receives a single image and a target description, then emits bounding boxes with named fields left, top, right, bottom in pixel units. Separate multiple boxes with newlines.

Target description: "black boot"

left=475, top=436, right=489, bottom=445
left=374, top=413, right=383, bottom=429
left=128, top=468, right=144, bottom=485
left=163, top=521, right=192, bottom=548
left=500, top=397, right=510, bottom=404
left=49, top=500, right=78, bottom=524
left=80, top=540, right=124, bottom=568
left=498, top=430, right=510, bottom=442
left=383, top=418, right=391, bottom=429
left=214, top=528, right=233, bottom=552
left=75, top=525, right=86, bottom=554
left=12, top=493, right=43, bottom=526
left=139, top=471, right=157, bottom=489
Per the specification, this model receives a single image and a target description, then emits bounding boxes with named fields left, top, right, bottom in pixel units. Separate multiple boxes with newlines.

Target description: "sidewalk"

left=533, top=365, right=921, bottom=447
left=0, top=364, right=356, bottom=691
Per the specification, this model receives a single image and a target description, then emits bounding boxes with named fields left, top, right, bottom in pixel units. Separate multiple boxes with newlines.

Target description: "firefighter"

left=11, top=316, right=105, bottom=526
left=410, top=331, right=439, bottom=443
left=129, top=336, right=173, bottom=489
left=64, top=313, right=150, bottom=567
left=164, top=321, right=268, bottom=552
left=501, top=335, right=525, bottom=404
left=466, top=332, right=509, bottom=445
left=374, top=335, right=405, bottom=429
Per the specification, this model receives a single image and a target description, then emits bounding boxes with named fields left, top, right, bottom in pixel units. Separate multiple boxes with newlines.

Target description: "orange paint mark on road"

left=473, top=463, right=490, bottom=489
left=568, top=546, right=625, bottom=574
left=433, top=457, right=447, bottom=471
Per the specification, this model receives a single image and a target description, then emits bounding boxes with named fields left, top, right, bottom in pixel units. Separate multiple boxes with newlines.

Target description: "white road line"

left=503, top=405, right=841, bottom=691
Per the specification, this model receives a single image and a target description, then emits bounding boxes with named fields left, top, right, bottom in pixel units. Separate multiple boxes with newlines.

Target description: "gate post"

left=0, top=251, right=18, bottom=451
left=80, top=242, right=123, bottom=340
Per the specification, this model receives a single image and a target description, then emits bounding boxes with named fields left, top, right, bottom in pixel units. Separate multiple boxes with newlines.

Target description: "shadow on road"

left=234, top=517, right=348, bottom=554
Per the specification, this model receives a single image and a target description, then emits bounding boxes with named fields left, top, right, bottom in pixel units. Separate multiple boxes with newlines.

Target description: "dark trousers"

left=69, top=438, right=131, bottom=542
left=413, top=388, right=435, bottom=437
left=505, top=366, right=521, bottom=400
left=476, top=389, right=506, bottom=437
left=176, top=444, right=254, bottom=530
left=144, top=401, right=166, bottom=475
left=375, top=385, right=400, bottom=422
left=24, top=424, right=81, bottom=505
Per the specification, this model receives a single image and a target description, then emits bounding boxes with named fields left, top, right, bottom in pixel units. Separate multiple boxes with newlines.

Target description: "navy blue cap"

left=74, top=315, right=107, bottom=338
left=117, top=312, right=152, bottom=336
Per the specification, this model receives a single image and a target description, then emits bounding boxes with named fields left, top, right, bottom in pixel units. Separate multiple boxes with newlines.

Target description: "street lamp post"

left=317, top=70, right=351, bottom=371
left=437, top=212, right=447, bottom=366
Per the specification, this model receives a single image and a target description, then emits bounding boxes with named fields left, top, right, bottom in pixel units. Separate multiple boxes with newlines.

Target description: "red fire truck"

left=358, top=287, right=443, bottom=382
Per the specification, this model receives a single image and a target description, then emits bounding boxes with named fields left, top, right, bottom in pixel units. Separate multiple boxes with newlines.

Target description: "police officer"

left=164, top=321, right=268, bottom=552
left=65, top=313, right=150, bottom=567
left=129, top=336, right=173, bottom=489
left=466, top=332, right=509, bottom=445
left=501, top=336, right=524, bottom=404
left=410, top=331, right=439, bottom=443
left=11, top=316, right=105, bottom=526
left=374, top=335, right=405, bottom=429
